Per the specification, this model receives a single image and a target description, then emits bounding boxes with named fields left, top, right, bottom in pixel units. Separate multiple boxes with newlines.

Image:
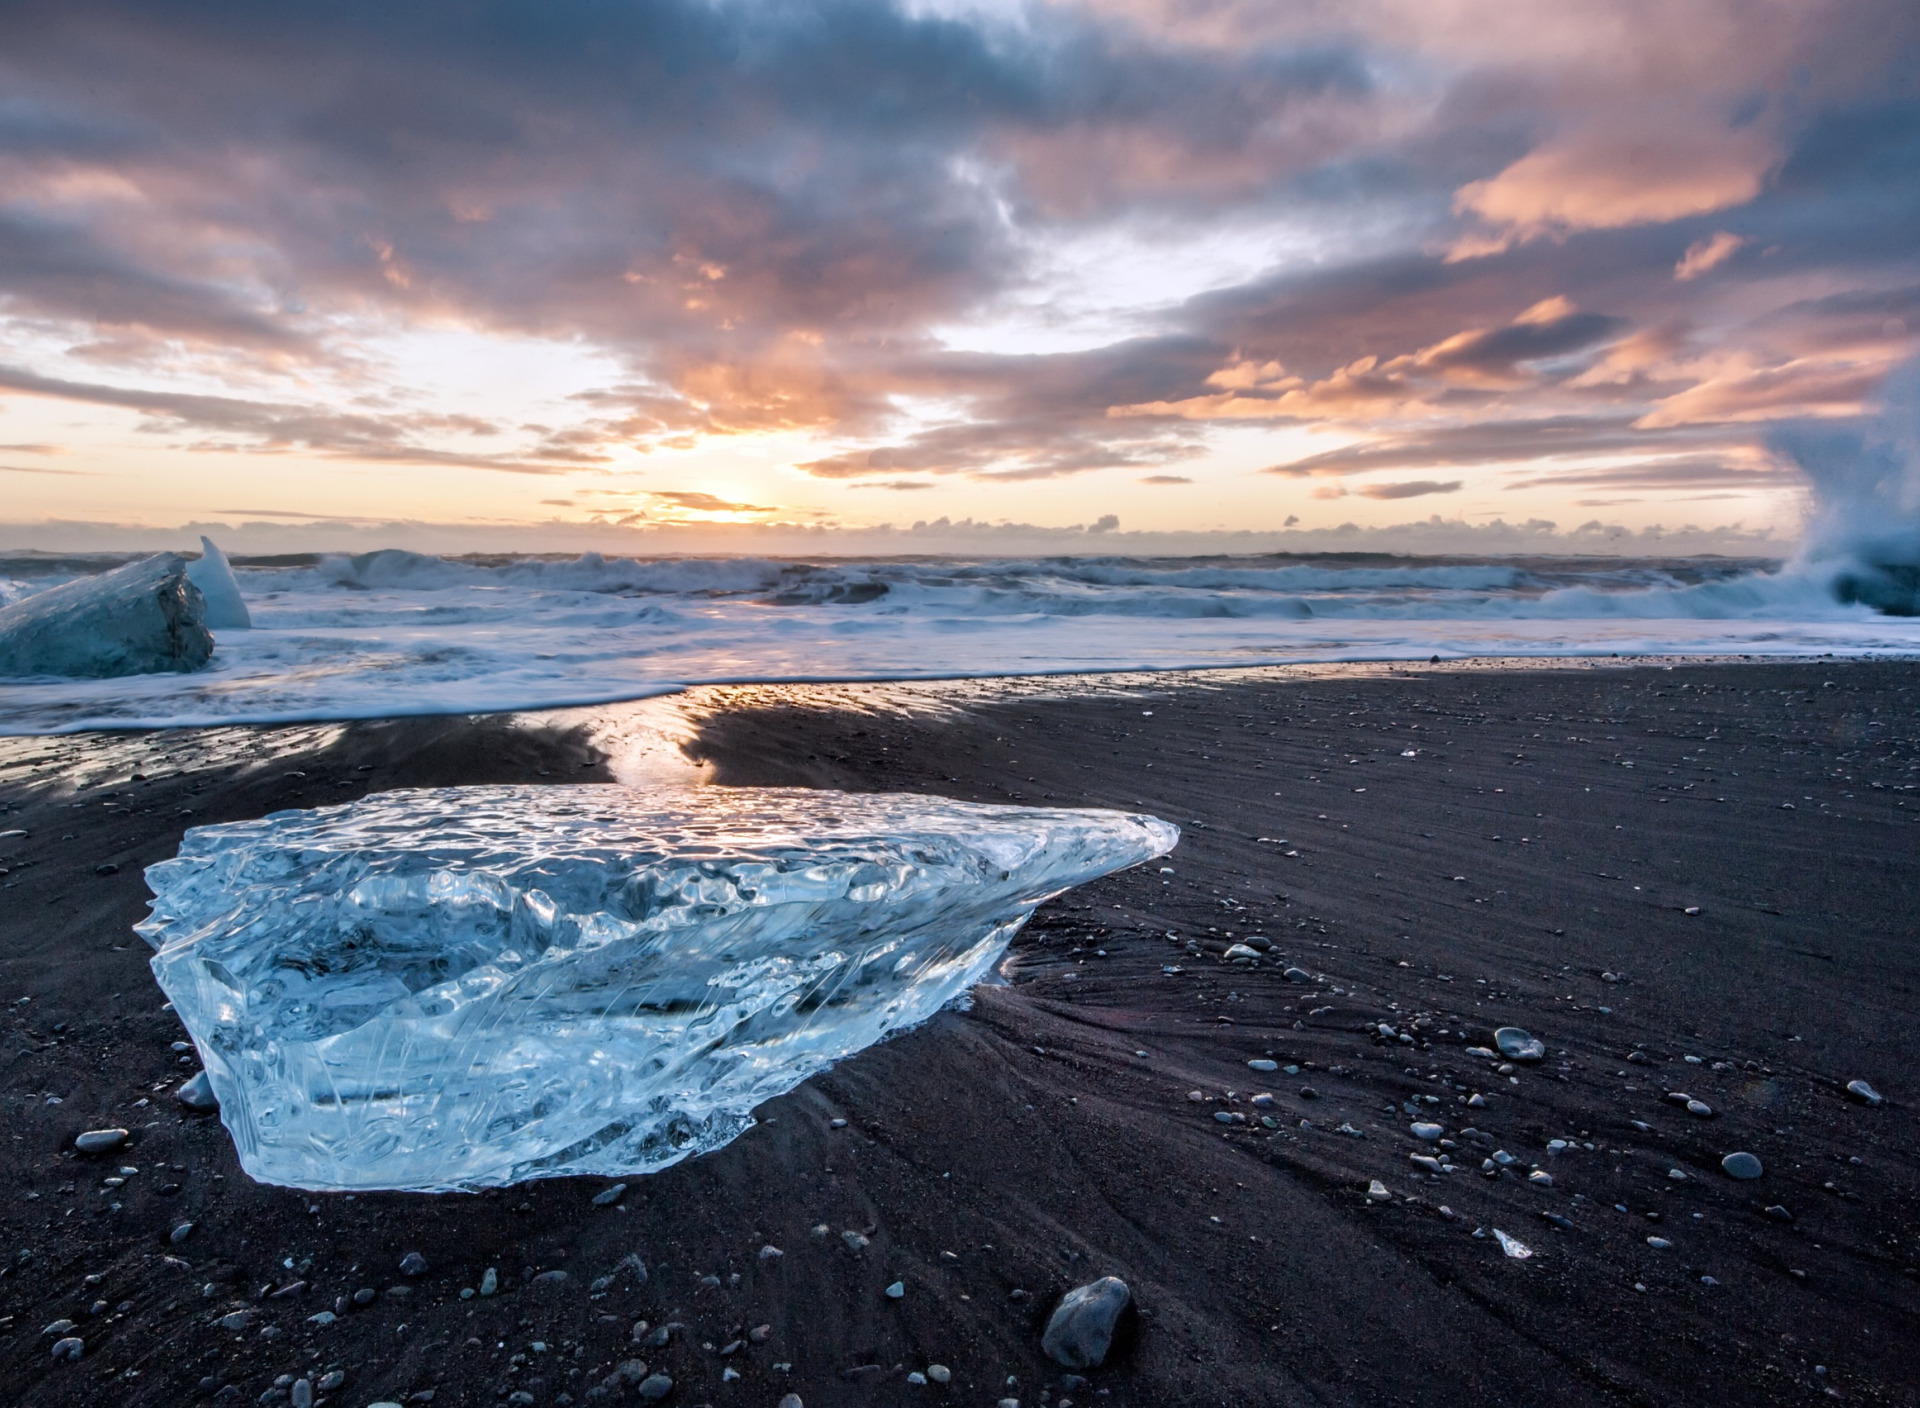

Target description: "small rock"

left=1647, top=1236, right=1673, bottom=1249
left=1528, top=1170, right=1553, bottom=1188
left=1283, top=967, right=1311, bottom=983
left=352, top=1287, right=376, bottom=1306
left=399, top=1251, right=428, bottom=1277
left=1246, top=1059, right=1278, bottom=1072
left=759, top=1244, right=784, bottom=1261
left=217, top=1310, right=253, bottom=1331
left=842, top=1230, right=869, bottom=1252
left=1494, top=1028, right=1545, bottom=1062
left=1367, top=1180, right=1390, bottom=1202
left=317, top=1372, right=345, bottom=1392
left=1721, top=1152, right=1764, bottom=1180
left=1846, top=1080, right=1884, bottom=1106
left=885, top=1281, right=905, bottom=1299
left=74, top=1129, right=129, bottom=1155
left=478, top=1267, right=498, bottom=1296
left=926, top=1365, right=951, bottom=1384
left=592, top=1183, right=627, bottom=1206
left=1764, top=1205, right=1794, bottom=1223
left=778, top=1397, right=803, bottom=1408
left=42, top=1319, right=76, bottom=1336
left=636, top=1373, right=673, bottom=1401
left=307, top=1311, right=335, bottom=1326
left=530, top=1269, right=567, bottom=1286
left=1686, top=1099, right=1714, bottom=1118
left=176, top=1070, right=218, bottom=1112
left=1042, top=1276, right=1130, bottom=1370
left=170, top=1221, right=195, bottom=1244
left=291, top=1378, right=313, bottom=1408
left=50, top=1335, right=83, bottom=1362
left=1410, top=1122, right=1443, bottom=1141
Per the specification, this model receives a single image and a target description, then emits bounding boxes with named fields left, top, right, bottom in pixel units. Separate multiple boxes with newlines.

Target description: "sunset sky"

left=1, top=0, right=1916, bottom=552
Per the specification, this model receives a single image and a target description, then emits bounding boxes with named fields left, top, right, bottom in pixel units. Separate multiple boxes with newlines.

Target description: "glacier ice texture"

left=0, top=553, right=213, bottom=678
left=185, top=536, right=252, bottom=630
left=138, top=785, right=1177, bottom=1192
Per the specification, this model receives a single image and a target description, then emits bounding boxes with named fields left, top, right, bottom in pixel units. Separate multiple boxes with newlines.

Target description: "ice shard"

left=184, top=536, right=252, bottom=630
left=139, top=785, right=1177, bottom=1191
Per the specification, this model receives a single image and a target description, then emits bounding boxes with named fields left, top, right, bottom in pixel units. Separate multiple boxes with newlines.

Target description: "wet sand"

left=0, top=658, right=1917, bottom=1406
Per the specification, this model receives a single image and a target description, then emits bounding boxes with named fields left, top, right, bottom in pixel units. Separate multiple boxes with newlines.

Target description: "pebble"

left=1494, top=1028, right=1545, bottom=1062
left=1367, top=1180, right=1391, bottom=1202
left=1686, top=1099, right=1714, bottom=1118
left=1721, top=1152, right=1764, bottom=1180
left=886, top=1281, right=905, bottom=1299
left=176, top=1070, right=218, bottom=1112
left=291, top=1378, right=313, bottom=1408
left=1528, top=1170, right=1553, bottom=1188
left=217, top=1310, right=253, bottom=1331
left=636, top=1373, right=673, bottom=1401
left=1647, top=1236, right=1673, bottom=1249
left=73, top=1129, right=129, bottom=1155
left=592, top=1183, right=627, bottom=1206
left=906, top=1371, right=926, bottom=1385
left=1410, top=1122, right=1442, bottom=1141
left=760, top=1244, right=784, bottom=1261
left=1847, top=1080, right=1884, bottom=1106
left=926, top=1365, right=951, bottom=1384
left=318, top=1372, right=345, bottom=1392
left=1246, top=1059, right=1278, bottom=1072
left=352, top=1287, right=376, bottom=1306
left=1283, top=967, right=1311, bottom=983
left=170, top=1221, right=195, bottom=1244
left=842, top=1231, right=869, bottom=1251
left=43, top=1319, right=75, bottom=1336
left=399, top=1251, right=428, bottom=1276
left=778, top=1397, right=803, bottom=1408
left=530, top=1269, right=567, bottom=1286
left=1042, top=1277, right=1130, bottom=1370
left=50, top=1335, right=83, bottom=1362
left=479, top=1267, right=498, bottom=1296
left=1764, top=1205, right=1794, bottom=1223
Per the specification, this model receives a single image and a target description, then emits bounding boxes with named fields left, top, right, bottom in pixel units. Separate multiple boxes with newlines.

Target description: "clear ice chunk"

left=138, top=785, right=1177, bottom=1192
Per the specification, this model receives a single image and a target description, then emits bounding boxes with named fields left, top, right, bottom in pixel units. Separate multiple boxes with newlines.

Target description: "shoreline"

left=0, top=657, right=1916, bottom=1405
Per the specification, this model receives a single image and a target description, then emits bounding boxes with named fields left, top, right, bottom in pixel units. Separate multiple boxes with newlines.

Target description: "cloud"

left=647, top=490, right=779, bottom=514
left=847, top=478, right=937, bottom=490
left=1450, top=126, right=1775, bottom=257
left=1355, top=478, right=1460, bottom=499
left=1138, top=473, right=1191, bottom=483
left=1674, top=231, right=1745, bottom=281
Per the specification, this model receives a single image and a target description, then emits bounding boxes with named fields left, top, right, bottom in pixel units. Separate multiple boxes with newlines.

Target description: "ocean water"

left=1, top=548, right=1915, bottom=734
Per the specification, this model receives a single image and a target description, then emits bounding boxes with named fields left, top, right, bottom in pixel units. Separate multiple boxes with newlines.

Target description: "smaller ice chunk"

left=139, top=786, right=1177, bottom=1191
left=185, top=537, right=251, bottom=630
left=0, top=554, right=212, bottom=678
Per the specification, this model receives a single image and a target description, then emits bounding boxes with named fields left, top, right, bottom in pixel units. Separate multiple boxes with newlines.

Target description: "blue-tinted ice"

left=138, top=785, right=1177, bottom=1191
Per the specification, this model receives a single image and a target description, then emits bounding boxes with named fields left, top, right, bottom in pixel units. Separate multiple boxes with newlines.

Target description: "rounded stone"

left=1410, top=1122, right=1443, bottom=1141
left=1493, top=1028, right=1545, bottom=1062
left=175, top=1070, right=218, bottom=1113
left=636, top=1373, right=673, bottom=1401
left=1721, top=1151, right=1763, bottom=1180
left=1846, top=1079, right=1883, bottom=1106
left=1042, top=1276, right=1131, bottom=1369
left=73, top=1129, right=129, bottom=1155
left=399, top=1251, right=428, bottom=1277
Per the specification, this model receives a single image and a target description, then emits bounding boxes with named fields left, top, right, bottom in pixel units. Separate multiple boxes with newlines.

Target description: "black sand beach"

left=1, top=659, right=1917, bottom=1406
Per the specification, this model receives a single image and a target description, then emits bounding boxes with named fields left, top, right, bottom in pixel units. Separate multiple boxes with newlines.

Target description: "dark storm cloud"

left=0, top=0, right=1914, bottom=492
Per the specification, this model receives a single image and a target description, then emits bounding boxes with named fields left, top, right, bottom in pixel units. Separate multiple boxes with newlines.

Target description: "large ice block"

left=138, top=786, right=1177, bottom=1191
left=0, top=553, right=212, bottom=678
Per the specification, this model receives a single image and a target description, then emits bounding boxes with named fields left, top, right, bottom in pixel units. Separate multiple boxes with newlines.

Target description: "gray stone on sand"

left=1847, top=1079, right=1883, bottom=1106
left=0, top=554, right=213, bottom=679
left=175, top=1070, right=218, bottom=1112
left=1721, top=1151, right=1763, bottom=1180
left=73, top=1129, right=128, bottom=1155
left=636, top=1373, right=673, bottom=1401
left=1494, top=1027, right=1545, bottom=1062
left=399, top=1251, right=427, bottom=1276
left=778, top=1396, right=803, bottom=1408
left=592, top=1182, right=627, bottom=1206
left=50, top=1336, right=83, bottom=1363
left=1042, top=1276, right=1131, bottom=1369
left=479, top=1267, right=498, bottom=1296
